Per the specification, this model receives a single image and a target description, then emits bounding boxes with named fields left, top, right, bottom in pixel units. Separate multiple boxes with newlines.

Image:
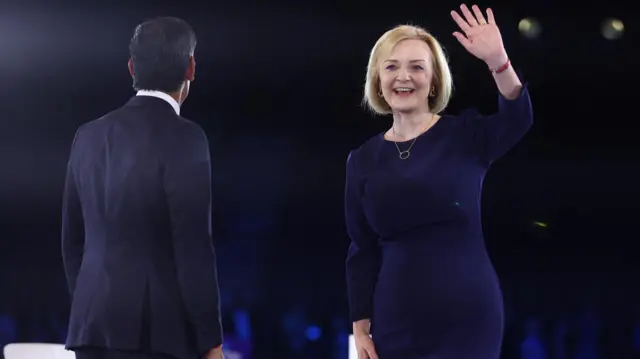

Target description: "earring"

left=429, top=87, right=436, bottom=97
left=378, top=90, right=383, bottom=97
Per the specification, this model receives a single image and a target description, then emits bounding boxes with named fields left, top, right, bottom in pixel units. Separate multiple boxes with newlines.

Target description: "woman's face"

left=378, top=39, right=434, bottom=113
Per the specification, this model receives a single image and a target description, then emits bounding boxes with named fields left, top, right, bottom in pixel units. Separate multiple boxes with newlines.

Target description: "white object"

left=349, top=335, right=357, bottom=359
left=3, top=343, right=244, bottom=359
left=3, top=343, right=75, bottom=359
left=349, top=334, right=374, bottom=359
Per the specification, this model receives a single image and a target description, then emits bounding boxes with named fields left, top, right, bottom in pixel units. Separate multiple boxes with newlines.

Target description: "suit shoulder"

left=77, top=107, right=125, bottom=132
left=175, top=115, right=204, bottom=131
left=172, top=116, right=208, bottom=142
left=71, top=110, right=119, bottom=141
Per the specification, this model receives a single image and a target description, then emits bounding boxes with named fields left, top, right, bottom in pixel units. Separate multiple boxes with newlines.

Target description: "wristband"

left=491, top=59, right=510, bottom=74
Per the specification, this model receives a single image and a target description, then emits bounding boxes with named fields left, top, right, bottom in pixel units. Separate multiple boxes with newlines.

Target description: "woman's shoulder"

left=350, top=131, right=385, bottom=157
left=440, top=108, right=482, bottom=122
left=436, top=108, right=488, bottom=135
left=346, top=131, right=386, bottom=171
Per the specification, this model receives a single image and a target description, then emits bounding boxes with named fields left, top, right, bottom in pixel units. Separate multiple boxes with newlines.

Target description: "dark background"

left=1, top=0, right=638, bottom=358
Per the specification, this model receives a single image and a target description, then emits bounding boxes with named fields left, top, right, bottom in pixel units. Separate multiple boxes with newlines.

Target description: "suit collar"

left=125, top=93, right=180, bottom=115
left=135, top=90, right=180, bottom=115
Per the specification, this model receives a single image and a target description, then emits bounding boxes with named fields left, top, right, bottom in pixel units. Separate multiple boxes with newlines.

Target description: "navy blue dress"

left=345, top=85, right=533, bottom=359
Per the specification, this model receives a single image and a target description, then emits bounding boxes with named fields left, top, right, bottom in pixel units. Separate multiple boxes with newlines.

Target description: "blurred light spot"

left=602, top=18, right=624, bottom=40
left=305, top=326, right=321, bottom=341
left=533, top=221, right=548, bottom=228
left=518, top=17, right=541, bottom=38
left=233, top=310, right=251, bottom=340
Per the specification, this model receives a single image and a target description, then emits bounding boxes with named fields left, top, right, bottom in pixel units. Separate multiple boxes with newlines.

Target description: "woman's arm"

left=487, top=52, right=523, bottom=100
left=450, top=5, right=524, bottom=101
left=344, top=151, right=382, bottom=334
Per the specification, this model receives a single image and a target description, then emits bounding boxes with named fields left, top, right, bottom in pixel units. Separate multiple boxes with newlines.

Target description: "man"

left=61, top=17, right=224, bottom=359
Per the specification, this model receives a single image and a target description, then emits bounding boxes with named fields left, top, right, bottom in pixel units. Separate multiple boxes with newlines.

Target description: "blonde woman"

left=345, top=5, right=533, bottom=359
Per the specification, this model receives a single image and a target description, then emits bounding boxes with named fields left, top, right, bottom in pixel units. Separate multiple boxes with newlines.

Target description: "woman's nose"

left=397, top=69, right=410, bottom=80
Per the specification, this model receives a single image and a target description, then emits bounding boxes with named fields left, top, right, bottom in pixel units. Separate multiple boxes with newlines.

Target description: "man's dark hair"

left=129, top=17, right=197, bottom=93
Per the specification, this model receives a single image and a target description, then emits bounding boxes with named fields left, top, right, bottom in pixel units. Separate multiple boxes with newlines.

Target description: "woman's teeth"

left=394, top=88, right=414, bottom=94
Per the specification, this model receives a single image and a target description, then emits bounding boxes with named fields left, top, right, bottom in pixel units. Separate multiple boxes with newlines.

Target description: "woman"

left=345, top=5, right=533, bottom=359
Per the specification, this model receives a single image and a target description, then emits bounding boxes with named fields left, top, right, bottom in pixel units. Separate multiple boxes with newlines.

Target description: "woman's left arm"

left=451, top=4, right=524, bottom=101
left=474, top=58, right=533, bottom=163
left=487, top=54, right=523, bottom=100
left=451, top=4, right=533, bottom=163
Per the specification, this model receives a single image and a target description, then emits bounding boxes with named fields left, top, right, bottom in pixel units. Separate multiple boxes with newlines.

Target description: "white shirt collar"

left=136, top=90, right=180, bottom=115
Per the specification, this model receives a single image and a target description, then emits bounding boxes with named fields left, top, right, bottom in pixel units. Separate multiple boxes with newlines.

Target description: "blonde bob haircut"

left=363, top=24, right=453, bottom=115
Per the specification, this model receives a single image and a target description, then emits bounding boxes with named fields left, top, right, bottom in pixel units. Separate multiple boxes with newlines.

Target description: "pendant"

left=399, top=151, right=410, bottom=159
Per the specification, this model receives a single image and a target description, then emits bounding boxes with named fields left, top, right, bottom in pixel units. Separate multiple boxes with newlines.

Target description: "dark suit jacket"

left=61, top=95, right=223, bottom=359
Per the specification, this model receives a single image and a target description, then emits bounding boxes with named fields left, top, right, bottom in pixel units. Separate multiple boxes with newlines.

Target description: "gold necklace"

left=391, top=113, right=435, bottom=160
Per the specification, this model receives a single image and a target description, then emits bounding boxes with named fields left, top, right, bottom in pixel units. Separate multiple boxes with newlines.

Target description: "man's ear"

left=128, top=58, right=134, bottom=77
left=185, top=56, right=195, bottom=81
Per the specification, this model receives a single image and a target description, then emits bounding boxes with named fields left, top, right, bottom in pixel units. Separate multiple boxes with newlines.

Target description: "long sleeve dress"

left=345, top=84, right=533, bottom=359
